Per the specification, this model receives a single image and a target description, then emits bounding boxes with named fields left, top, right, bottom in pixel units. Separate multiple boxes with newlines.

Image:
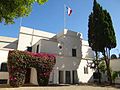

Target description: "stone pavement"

left=0, top=85, right=120, bottom=90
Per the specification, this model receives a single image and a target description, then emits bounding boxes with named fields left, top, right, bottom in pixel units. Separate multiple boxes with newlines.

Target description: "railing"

left=0, top=72, right=9, bottom=84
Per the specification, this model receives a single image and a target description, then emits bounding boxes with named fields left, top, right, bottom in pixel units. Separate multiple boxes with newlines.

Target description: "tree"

left=88, top=0, right=116, bottom=84
left=0, top=0, right=48, bottom=24
left=101, top=10, right=116, bottom=85
left=99, top=60, right=106, bottom=74
left=88, top=0, right=103, bottom=83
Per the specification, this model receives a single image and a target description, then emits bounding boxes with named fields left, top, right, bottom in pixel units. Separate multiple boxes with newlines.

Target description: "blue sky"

left=0, top=0, right=120, bottom=56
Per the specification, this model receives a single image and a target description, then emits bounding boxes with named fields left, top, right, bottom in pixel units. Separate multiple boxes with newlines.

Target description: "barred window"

left=84, top=66, right=88, bottom=74
left=72, top=49, right=76, bottom=57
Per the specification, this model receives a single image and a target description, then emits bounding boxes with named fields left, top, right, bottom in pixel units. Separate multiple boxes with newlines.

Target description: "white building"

left=0, top=26, right=95, bottom=84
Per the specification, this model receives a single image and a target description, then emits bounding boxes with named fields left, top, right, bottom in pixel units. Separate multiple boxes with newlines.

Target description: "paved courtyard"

left=0, top=85, right=120, bottom=90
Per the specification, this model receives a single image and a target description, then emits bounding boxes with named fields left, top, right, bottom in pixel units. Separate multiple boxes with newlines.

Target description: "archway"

left=7, top=50, right=56, bottom=87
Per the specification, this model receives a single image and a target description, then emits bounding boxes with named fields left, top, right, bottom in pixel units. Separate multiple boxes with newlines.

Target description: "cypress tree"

left=88, top=0, right=116, bottom=84
left=88, top=0, right=102, bottom=83
left=102, top=10, right=116, bottom=84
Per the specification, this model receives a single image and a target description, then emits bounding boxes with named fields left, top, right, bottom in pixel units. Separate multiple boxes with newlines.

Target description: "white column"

left=63, top=70, right=66, bottom=83
left=56, top=67, right=59, bottom=84
left=71, top=70, right=73, bottom=84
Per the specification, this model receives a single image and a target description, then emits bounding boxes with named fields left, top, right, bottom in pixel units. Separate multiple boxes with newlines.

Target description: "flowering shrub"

left=7, top=50, right=56, bottom=87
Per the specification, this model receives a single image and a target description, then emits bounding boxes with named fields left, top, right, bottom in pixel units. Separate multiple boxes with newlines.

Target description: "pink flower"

left=14, top=77, right=17, bottom=80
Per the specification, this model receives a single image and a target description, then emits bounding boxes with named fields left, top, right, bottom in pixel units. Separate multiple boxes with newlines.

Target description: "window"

left=27, top=46, right=32, bottom=52
left=72, top=49, right=76, bottom=57
left=84, top=66, right=88, bottom=74
left=36, top=44, right=39, bottom=53
left=0, top=63, right=8, bottom=72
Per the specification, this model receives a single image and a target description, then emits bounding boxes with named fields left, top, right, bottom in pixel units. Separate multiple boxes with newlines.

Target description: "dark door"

left=59, top=71, right=64, bottom=84
left=72, top=70, right=78, bottom=84
left=65, top=71, right=71, bottom=84
left=25, top=68, right=31, bottom=84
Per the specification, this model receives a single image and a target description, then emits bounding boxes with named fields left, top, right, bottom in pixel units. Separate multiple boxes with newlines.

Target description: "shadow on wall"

left=85, top=48, right=94, bottom=59
left=4, top=40, right=18, bottom=49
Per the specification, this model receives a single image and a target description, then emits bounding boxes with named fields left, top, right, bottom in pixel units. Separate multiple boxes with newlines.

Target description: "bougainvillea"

left=7, top=50, right=56, bottom=87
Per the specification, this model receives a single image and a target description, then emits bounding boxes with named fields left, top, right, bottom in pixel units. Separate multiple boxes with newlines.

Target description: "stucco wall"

left=0, top=49, right=9, bottom=84
left=57, top=29, right=82, bottom=58
left=77, top=60, right=94, bottom=83
left=51, top=56, right=81, bottom=84
left=110, top=59, right=120, bottom=71
left=0, top=36, right=17, bottom=49
left=17, top=26, right=55, bottom=51
left=33, top=39, right=58, bottom=54
left=0, top=49, right=9, bottom=68
left=30, top=68, right=38, bottom=85
left=31, top=29, right=95, bottom=84
left=82, top=40, right=94, bottom=59
left=0, top=27, right=95, bottom=85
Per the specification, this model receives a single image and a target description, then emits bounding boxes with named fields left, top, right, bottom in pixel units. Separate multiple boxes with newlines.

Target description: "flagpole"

left=30, top=28, right=34, bottom=46
left=64, top=4, right=66, bottom=29
left=19, top=17, right=22, bottom=29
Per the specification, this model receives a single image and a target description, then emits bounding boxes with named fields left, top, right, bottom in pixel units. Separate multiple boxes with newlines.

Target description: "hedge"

left=7, top=50, right=56, bottom=87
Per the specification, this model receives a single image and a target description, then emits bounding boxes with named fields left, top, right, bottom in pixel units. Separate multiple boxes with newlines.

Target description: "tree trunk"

left=106, top=63, right=112, bottom=85
left=95, top=51, right=101, bottom=84
left=103, top=48, right=112, bottom=85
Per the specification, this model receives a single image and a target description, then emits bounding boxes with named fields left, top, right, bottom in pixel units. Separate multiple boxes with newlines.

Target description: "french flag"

left=66, top=6, right=72, bottom=16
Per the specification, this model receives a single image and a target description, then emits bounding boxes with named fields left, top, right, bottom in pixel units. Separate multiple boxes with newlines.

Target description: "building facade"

left=0, top=26, right=95, bottom=84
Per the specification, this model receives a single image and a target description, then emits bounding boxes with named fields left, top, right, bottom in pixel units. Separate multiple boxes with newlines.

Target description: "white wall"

left=110, top=59, right=120, bottom=71
left=17, top=26, right=55, bottom=51
left=51, top=56, right=81, bottom=84
left=0, top=49, right=9, bottom=84
left=30, top=68, right=38, bottom=85
left=32, top=29, right=82, bottom=57
left=77, top=60, right=94, bottom=83
left=33, top=39, right=59, bottom=54
left=0, top=27, right=95, bottom=85
left=110, top=59, right=120, bottom=83
left=82, top=40, right=94, bottom=59
left=0, top=36, right=17, bottom=49
left=31, top=29, right=95, bottom=84
left=79, top=40, right=95, bottom=83
left=0, top=49, right=9, bottom=68
left=57, top=29, right=82, bottom=58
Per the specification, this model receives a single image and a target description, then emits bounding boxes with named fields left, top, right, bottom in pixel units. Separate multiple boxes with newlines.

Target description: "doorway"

left=25, top=68, right=31, bottom=84
left=72, top=70, right=78, bottom=84
left=65, top=71, right=71, bottom=84
left=59, top=71, right=64, bottom=84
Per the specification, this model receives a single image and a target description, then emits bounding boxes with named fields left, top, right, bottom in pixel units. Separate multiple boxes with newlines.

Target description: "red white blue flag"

left=66, top=6, right=72, bottom=16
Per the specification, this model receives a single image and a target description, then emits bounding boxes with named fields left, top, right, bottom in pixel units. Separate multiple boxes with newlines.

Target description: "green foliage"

left=102, top=10, right=116, bottom=51
left=0, top=0, right=48, bottom=24
left=88, top=0, right=116, bottom=53
left=111, top=71, right=118, bottom=81
left=99, top=60, right=106, bottom=73
left=88, top=12, right=94, bottom=50
left=7, top=50, right=56, bottom=87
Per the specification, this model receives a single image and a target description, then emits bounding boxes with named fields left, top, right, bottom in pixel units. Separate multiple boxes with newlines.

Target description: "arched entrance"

left=7, top=50, right=56, bottom=87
